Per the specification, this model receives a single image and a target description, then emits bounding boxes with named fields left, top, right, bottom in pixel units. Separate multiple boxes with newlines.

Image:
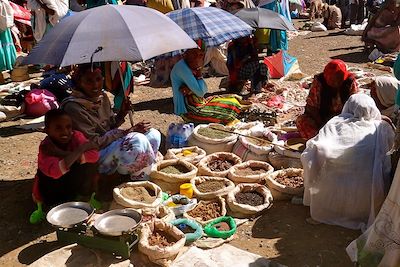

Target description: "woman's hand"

left=192, top=68, right=203, bottom=79
left=132, top=120, right=151, bottom=134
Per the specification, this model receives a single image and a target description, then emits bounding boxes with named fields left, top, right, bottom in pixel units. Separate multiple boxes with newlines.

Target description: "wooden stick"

left=209, top=126, right=302, bottom=152
left=118, top=62, right=135, bottom=128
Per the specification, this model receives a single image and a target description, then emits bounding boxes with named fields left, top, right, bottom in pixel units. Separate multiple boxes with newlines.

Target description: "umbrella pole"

left=117, top=62, right=135, bottom=128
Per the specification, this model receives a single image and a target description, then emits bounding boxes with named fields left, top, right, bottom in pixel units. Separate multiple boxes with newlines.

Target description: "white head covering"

left=341, top=93, right=381, bottom=121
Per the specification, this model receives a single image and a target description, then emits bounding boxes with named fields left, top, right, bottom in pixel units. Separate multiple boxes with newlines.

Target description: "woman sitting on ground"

left=226, top=36, right=269, bottom=95
left=322, top=3, right=342, bottom=29
left=170, top=47, right=242, bottom=125
left=302, top=94, right=394, bottom=230
left=368, top=76, right=400, bottom=121
left=296, top=59, right=359, bottom=139
left=62, top=63, right=161, bottom=180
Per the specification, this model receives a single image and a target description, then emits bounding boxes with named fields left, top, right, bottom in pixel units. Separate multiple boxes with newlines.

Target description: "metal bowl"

left=94, top=209, right=142, bottom=237
left=46, top=202, right=94, bottom=228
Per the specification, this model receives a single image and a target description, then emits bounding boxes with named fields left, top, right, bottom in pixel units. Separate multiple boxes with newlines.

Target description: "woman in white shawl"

left=302, top=94, right=394, bottom=230
left=28, top=0, right=69, bottom=42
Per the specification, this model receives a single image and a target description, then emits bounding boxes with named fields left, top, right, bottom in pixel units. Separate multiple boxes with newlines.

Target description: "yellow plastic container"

left=180, top=183, right=193, bottom=199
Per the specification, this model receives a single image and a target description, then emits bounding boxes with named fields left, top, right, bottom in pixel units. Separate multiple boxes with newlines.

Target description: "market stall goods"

left=113, top=181, right=163, bottom=209
left=191, top=176, right=235, bottom=200
left=150, top=159, right=198, bottom=183
left=266, top=168, right=304, bottom=200
left=198, top=152, right=242, bottom=178
left=188, top=124, right=238, bottom=154
left=184, top=197, right=227, bottom=225
left=227, top=184, right=273, bottom=217
left=165, top=146, right=206, bottom=165
left=228, top=161, right=274, bottom=184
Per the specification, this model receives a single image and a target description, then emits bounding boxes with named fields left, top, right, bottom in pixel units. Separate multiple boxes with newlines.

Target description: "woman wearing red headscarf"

left=296, top=60, right=359, bottom=139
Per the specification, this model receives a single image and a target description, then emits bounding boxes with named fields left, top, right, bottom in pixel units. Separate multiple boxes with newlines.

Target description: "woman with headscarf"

left=369, top=76, right=400, bottom=121
left=302, top=94, right=394, bottom=230
left=62, top=64, right=161, bottom=180
left=170, top=48, right=242, bottom=124
left=346, top=55, right=400, bottom=266
left=296, top=60, right=359, bottom=139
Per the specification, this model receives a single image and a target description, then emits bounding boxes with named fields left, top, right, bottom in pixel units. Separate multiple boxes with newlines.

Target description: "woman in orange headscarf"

left=296, top=60, right=359, bottom=139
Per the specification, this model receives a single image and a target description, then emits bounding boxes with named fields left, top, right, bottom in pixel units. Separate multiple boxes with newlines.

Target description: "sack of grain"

left=150, top=159, right=198, bottom=183
left=227, top=183, right=273, bottom=217
left=183, top=197, right=227, bottom=226
left=164, top=146, right=206, bottom=165
left=142, top=205, right=176, bottom=223
left=198, top=152, right=242, bottom=178
left=268, top=152, right=303, bottom=170
left=266, top=168, right=304, bottom=200
left=228, top=160, right=274, bottom=184
left=139, top=220, right=186, bottom=267
left=188, top=124, right=238, bottom=154
left=113, top=181, right=163, bottom=209
left=191, top=176, right=235, bottom=200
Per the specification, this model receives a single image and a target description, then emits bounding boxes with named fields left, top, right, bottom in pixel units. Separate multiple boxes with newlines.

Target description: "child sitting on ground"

left=30, top=109, right=100, bottom=223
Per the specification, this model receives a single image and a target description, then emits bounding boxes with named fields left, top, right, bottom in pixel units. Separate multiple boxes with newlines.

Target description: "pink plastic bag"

left=24, top=89, right=59, bottom=117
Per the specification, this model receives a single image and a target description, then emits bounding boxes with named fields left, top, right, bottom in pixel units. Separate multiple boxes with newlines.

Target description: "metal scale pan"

left=94, top=209, right=142, bottom=237
left=46, top=202, right=94, bottom=228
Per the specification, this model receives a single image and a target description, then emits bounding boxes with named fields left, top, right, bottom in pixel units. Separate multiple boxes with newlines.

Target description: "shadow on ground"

left=248, top=202, right=360, bottom=267
left=0, top=126, right=37, bottom=138
left=134, top=97, right=174, bottom=114
left=331, top=51, right=369, bottom=64
left=0, top=179, right=53, bottom=258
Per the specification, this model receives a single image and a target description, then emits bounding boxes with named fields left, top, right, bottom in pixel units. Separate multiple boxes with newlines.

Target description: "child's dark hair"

left=44, top=109, right=70, bottom=128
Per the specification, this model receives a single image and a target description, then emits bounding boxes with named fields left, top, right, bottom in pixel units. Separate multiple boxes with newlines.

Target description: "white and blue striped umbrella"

left=167, top=7, right=253, bottom=47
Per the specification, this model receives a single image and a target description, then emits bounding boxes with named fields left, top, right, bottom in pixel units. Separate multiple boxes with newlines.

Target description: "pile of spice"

left=120, top=186, right=156, bottom=204
left=207, top=158, right=234, bottom=172
left=148, top=230, right=176, bottom=247
left=178, top=224, right=196, bottom=234
left=235, top=166, right=265, bottom=176
left=187, top=201, right=222, bottom=221
left=275, top=173, right=304, bottom=188
left=235, top=191, right=265, bottom=206
left=196, top=180, right=226, bottom=193
left=160, top=164, right=189, bottom=174
left=214, top=222, right=230, bottom=231
left=176, top=150, right=199, bottom=158
left=197, top=127, right=231, bottom=139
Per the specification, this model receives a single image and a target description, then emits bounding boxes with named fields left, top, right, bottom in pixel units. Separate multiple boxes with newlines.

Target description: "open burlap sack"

left=227, top=183, right=273, bottom=216
left=138, top=220, right=186, bottom=267
left=197, top=152, right=242, bottom=178
left=268, top=152, right=303, bottom=170
left=191, top=176, right=235, bottom=200
left=164, top=146, right=206, bottom=165
left=228, top=160, right=274, bottom=184
left=265, top=168, right=304, bottom=200
left=113, top=181, right=163, bottom=209
left=142, top=205, right=175, bottom=223
left=183, top=197, right=227, bottom=226
left=150, top=159, right=198, bottom=183
left=188, top=124, right=238, bottom=154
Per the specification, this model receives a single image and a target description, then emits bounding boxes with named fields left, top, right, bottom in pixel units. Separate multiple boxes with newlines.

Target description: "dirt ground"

left=0, top=20, right=390, bottom=266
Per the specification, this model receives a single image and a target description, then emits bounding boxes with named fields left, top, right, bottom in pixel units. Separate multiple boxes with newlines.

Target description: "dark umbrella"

left=234, top=7, right=296, bottom=31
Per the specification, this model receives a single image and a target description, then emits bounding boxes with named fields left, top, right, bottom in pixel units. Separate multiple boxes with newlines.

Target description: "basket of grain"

left=150, top=159, right=198, bottom=183
left=227, top=183, right=273, bottom=217
left=191, top=176, right=235, bottom=200
left=113, top=181, right=163, bottom=209
left=228, top=160, right=274, bottom=184
left=198, top=152, right=242, bottom=178
left=266, top=168, right=304, bottom=200
left=164, top=146, right=206, bottom=165
left=188, top=124, right=238, bottom=154
left=183, top=197, right=227, bottom=226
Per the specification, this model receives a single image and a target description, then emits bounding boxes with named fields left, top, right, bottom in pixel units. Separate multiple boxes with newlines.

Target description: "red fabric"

left=9, top=2, right=31, bottom=26
left=32, top=131, right=99, bottom=203
left=323, top=60, right=349, bottom=87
